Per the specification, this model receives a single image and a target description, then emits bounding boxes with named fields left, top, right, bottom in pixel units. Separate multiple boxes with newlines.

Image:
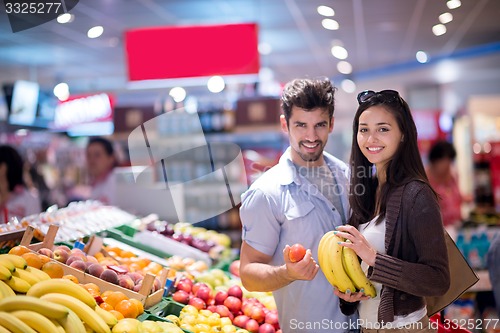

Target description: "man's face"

left=86, top=143, right=114, bottom=178
left=281, top=106, right=333, bottom=167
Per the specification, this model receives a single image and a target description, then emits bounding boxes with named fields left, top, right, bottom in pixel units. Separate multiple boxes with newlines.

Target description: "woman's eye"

left=359, top=128, right=367, bottom=133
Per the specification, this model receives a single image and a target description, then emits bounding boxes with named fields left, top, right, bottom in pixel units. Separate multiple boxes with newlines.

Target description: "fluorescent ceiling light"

left=439, top=12, right=453, bottom=24
left=432, top=24, right=447, bottom=36
left=447, top=0, right=461, bottom=9
left=331, top=45, right=348, bottom=60
left=337, top=61, right=352, bottom=74
left=317, top=5, right=335, bottom=17
left=322, top=19, right=339, bottom=30
left=88, top=26, right=104, bottom=39
left=416, top=51, right=428, bottom=63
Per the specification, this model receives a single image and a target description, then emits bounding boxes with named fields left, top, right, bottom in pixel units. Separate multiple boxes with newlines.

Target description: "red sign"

left=125, top=23, right=260, bottom=81
left=53, top=93, right=114, bottom=130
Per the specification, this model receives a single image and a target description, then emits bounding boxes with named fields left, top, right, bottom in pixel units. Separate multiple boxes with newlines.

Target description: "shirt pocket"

left=284, top=201, right=315, bottom=220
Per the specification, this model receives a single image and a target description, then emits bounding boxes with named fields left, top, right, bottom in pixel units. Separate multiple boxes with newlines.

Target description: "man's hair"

left=281, top=77, right=336, bottom=124
left=87, top=137, right=114, bottom=156
left=428, top=140, right=456, bottom=163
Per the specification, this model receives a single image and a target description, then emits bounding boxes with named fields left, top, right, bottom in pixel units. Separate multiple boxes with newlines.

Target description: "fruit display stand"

left=20, top=224, right=168, bottom=309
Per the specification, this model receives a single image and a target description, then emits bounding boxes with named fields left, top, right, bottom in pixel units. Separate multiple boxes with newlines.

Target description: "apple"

left=259, top=323, right=276, bottom=333
left=207, top=305, right=217, bottom=312
left=227, top=285, right=243, bottom=299
left=53, top=249, right=70, bottom=264
left=172, top=290, right=190, bottom=304
left=265, top=311, right=279, bottom=327
left=53, top=245, right=71, bottom=253
left=192, top=282, right=209, bottom=295
left=246, top=319, right=260, bottom=333
left=224, top=296, right=242, bottom=314
left=215, top=305, right=231, bottom=318
left=288, top=243, right=306, bottom=263
left=233, top=315, right=250, bottom=329
left=176, top=279, right=192, bottom=293
left=195, top=286, right=212, bottom=303
left=229, top=260, right=240, bottom=277
left=188, top=297, right=206, bottom=310
left=249, top=306, right=266, bottom=324
left=214, top=290, right=228, bottom=305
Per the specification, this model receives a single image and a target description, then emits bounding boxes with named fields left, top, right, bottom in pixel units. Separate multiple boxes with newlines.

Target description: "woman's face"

left=357, top=105, right=403, bottom=173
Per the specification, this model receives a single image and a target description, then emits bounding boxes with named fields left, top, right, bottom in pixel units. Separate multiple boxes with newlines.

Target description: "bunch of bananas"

left=0, top=279, right=119, bottom=333
left=0, top=254, right=51, bottom=295
left=318, top=231, right=377, bottom=297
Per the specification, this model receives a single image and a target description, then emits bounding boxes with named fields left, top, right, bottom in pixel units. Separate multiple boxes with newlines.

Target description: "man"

left=239, top=78, right=356, bottom=332
left=487, top=232, right=500, bottom=316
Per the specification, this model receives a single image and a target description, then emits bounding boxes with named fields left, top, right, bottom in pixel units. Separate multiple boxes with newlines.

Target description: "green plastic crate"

left=98, top=228, right=172, bottom=259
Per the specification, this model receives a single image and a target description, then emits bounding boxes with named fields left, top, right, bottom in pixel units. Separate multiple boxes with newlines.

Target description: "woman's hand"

left=333, top=287, right=370, bottom=302
left=335, top=225, right=377, bottom=267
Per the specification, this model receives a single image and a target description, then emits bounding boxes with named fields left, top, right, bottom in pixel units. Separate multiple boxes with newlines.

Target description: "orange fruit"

left=100, top=302, right=114, bottom=311
left=38, top=255, right=51, bottom=266
left=114, top=299, right=139, bottom=319
left=83, top=283, right=101, bottom=294
left=8, top=245, right=31, bottom=256
left=22, top=252, right=43, bottom=269
left=104, top=291, right=129, bottom=308
left=109, top=310, right=124, bottom=320
left=62, top=274, right=79, bottom=283
left=41, top=261, right=64, bottom=278
left=101, top=290, right=114, bottom=301
left=129, top=299, right=144, bottom=315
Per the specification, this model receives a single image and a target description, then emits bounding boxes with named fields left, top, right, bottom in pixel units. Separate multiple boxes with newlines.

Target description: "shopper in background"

left=334, top=90, right=449, bottom=331
left=0, top=145, right=41, bottom=223
left=85, top=137, right=117, bottom=205
left=426, top=140, right=469, bottom=238
left=239, top=78, right=356, bottom=333
left=487, top=232, right=500, bottom=316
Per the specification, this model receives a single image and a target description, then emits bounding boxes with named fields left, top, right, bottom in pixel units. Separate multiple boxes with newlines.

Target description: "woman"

left=0, top=145, right=41, bottom=223
left=85, top=137, right=117, bottom=205
left=334, top=90, right=450, bottom=331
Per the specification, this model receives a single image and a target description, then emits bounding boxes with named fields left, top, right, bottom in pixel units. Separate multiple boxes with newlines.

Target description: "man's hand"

left=283, top=245, right=319, bottom=281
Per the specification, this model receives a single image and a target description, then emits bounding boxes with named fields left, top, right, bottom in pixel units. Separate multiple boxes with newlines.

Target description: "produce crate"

left=20, top=225, right=167, bottom=308
left=146, top=297, right=186, bottom=317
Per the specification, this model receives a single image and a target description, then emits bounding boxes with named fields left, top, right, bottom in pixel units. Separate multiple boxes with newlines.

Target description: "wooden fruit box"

left=20, top=225, right=167, bottom=308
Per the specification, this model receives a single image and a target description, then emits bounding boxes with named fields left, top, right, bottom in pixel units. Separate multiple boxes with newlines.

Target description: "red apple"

left=192, top=282, right=209, bottom=295
left=246, top=319, right=260, bottom=333
left=265, top=311, right=279, bottom=327
left=259, top=323, right=276, bottom=333
left=173, top=290, right=190, bottom=304
left=195, top=287, right=212, bottom=303
left=288, top=243, right=306, bottom=263
left=214, top=290, right=228, bottom=305
left=53, top=249, right=70, bottom=264
left=207, top=305, right=217, bottom=313
left=227, top=285, right=243, bottom=299
left=176, top=279, right=192, bottom=293
left=224, top=296, right=242, bottom=314
left=215, top=305, right=231, bottom=318
left=188, top=297, right=206, bottom=310
left=233, top=315, right=250, bottom=329
left=249, top=306, right=266, bottom=324
left=229, top=260, right=240, bottom=277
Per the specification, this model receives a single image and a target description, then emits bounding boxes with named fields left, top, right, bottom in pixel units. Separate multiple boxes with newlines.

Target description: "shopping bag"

left=425, top=231, right=479, bottom=317
left=430, top=312, right=473, bottom=333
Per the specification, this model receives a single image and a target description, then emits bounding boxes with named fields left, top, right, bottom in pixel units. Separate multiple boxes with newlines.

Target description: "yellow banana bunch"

left=4, top=275, right=31, bottom=293
left=0, top=254, right=28, bottom=270
left=12, top=268, right=41, bottom=286
left=27, top=278, right=97, bottom=308
left=0, top=256, right=17, bottom=272
left=0, top=281, right=15, bottom=299
left=318, top=231, right=356, bottom=292
left=25, top=266, right=51, bottom=281
left=94, top=304, right=118, bottom=328
left=40, top=293, right=111, bottom=333
left=56, top=308, right=86, bottom=333
left=0, top=265, right=11, bottom=281
left=10, top=310, right=61, bottom=333
left=0, top=311, right=37, bottom=333
left=342, top=246, right=377, bottom=297
left=0, top=295, right=69, bottom=319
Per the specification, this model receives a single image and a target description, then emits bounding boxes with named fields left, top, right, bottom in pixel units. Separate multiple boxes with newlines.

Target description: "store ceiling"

left=0, top=0, right=499, bottom=100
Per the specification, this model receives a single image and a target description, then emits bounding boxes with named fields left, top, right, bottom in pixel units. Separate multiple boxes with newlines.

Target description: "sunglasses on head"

left=356, top=90, right=401, bottom=105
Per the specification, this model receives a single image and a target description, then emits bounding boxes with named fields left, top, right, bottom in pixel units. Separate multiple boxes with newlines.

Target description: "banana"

left=10, top=310, right=61, bottom=333
left=0, top=281, right=15, bottom=298
left=342, top=246, right=377, bottom=297
left=0, top=295, right=69, bottom=319
left=0, top=324, right=11, bottom=333
left=0, top=311, right=37, bottom=333
left=13, top=268, right=41, bottom=286
left=94, top=305, right=118, bottom=328
left=0, top=257, right=16, bottom=272
left=56, top=308, right=86, bottom=333
left=0, top=254, right=28, bottom=270
left=318, top=231, right=356, bottom=293
left=0, top=265, right=11, bottom=281
left=51, top=319, right=67, bottom=333
left=40, top=293, right=111, bottom=333
left=25, top=266, right=51, bottom=281
left=27, top=278, right=97, bottom=308
left=4, top=275, right=31, bottom=293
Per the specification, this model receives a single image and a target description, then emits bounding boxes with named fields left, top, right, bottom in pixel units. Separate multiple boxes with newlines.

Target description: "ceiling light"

left=169, top=87, right=186, bottom=103
left=447, top=0, right=461, bottom=9
left=331, top=46, right=348, bottom=60
left=207, top=76, right=225, bottom=93
left=317, top=5, right=335, bottom=17
left=435, top=60, right=460, bottom=83
left=57, top=13, right=73, bottom=24
left=321, top=19, right=339, bottom=30
left=341, top=79, right=356, bottom=93
left=87, top=26, right=104, bottom=39
left=416, top=51, right=428, bottom=63
left=439, top=12, right=453, bottom=24
left=258, top=42, right=272, bottom=55
left=337, top=61, right=352, bottom=74
left=53, top=82, right=69, bottom=101
left=432, top=24, right=447, bottom=36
